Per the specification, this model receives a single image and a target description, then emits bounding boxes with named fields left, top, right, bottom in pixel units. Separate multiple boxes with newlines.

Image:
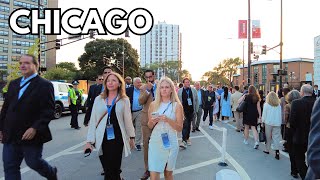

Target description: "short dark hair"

left=283, top=88, right=290, bottom=96
left=102, top=66, right=112, bottom=74
left=182, top=77, right=190, bottom=83
left=314, top=85, right=318, bottom=88
left=244, top=86, right=248, bottom=90
left=144, top=69, right=154, bottom=75
left=178, top=83, right=183, bottom=88
left=21, top=54, right=39, bottom=69
left=235, top=86, right=240, bottom=91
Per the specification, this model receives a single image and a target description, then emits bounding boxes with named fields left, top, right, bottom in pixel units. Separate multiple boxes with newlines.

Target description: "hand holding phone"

left=151, top=112, right=160, bottom=125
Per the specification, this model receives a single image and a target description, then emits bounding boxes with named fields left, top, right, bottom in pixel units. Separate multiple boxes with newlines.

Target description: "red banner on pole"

left=238, top=20, right=247, bottom=39
left=252, top=20, right=261, bottom=38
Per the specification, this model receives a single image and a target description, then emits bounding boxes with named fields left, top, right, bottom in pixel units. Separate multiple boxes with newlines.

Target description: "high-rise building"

left=0, top=0, right=58, bottom=77
left=140, top=21, right=182, bottom=78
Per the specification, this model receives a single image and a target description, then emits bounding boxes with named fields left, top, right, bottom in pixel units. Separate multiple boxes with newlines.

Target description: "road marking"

left=0, top=141, right=86, bottom=180
left=159, top=158, right=221, bottom=178
left=222, top=122, right=290, bottom=159
left=199, top=127, right=251, bottom=180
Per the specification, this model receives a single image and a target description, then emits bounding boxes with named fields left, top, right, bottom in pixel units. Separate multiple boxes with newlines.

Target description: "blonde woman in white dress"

left=147, top=77, right=184, bottom=180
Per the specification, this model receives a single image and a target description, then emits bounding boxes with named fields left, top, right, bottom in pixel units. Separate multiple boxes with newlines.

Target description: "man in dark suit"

left=192, top=81, right=205, bottom=132
left=0, top=54, right=57, bottom=179
left=125, top=76, right=133, bottom=88
left=126, top=77, right=143, bottom=151
left=83, top=75, right=103, bottom=126
left=306, top=98, right=320, bottom=180
left=312, top=84, right=319, bottom=99
left=290, top=84, right=316, bottom=180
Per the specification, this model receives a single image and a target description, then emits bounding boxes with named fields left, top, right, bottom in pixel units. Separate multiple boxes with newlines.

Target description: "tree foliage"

left=43, top=67, right=76, bottom=80
left=27, top=38, right=39, bottom=58
left=202, top=57, right=242, bottom=86
left=147, top=61, right=181, bottom=82
left=57, top=62, right=78, bottom=72
left=78, top=38, right=140, bottom=80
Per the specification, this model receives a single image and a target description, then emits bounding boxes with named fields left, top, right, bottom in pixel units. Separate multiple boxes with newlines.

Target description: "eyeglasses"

left=145, top=76, right=153, bottom=79
left=98, top=79, right=103, bottom=81
left=103, top=71, right=110, bottom=74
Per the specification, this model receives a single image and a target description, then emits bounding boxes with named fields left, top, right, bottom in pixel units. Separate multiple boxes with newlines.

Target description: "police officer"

left=68, top=80, right=82, bottom=130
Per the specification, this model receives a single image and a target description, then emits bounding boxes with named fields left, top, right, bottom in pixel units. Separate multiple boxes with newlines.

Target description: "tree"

left=147, top=60, right=180, bottom=82
left=180, top=69, right=192, bottom=82
left=57, top=62, right=78, bottom=72
left=43, top=67, right=76, bottom=80
left=202, top=57, right=242, bottom=86
left=78, top=38, right=140, bottom=80
left=27, top=38, right=39, bottom=58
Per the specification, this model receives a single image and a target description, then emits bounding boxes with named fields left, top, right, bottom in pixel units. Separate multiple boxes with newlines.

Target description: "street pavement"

left=0, top=113, right=301, bottom=180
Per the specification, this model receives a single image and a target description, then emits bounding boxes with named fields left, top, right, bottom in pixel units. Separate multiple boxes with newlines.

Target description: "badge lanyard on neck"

left=161, top=102, right=172, bottom=130
left=105, top=94, right=118, bottom=125
left=186, top=89, right=190, bottom=98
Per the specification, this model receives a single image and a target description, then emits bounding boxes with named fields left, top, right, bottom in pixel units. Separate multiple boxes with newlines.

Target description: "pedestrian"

left=258, top=90, right=265, bottom=113
left=192, top=82, right=205, bottom=132
left=0, top=54, right=57, bottom=180
left=289, top=84, right=316, bottom=180
left=68, top=80, right=83, bottom=130
left=220, top=87, right=232, bottom=122
left=239, top=85, right=262, bottom=149
left=126, top=77, right=143, bottom=151
left=85, top=72, right=135, bottom=180
left=306, top=98, right=320, bottom=180
left=231, top=86, right=243, bottom=132
left=284, top=90, right=300, bottom=178
left=216, top=85, right=224, bottom=121
left=202, top=84, right=216, bottom=130
left=138, top=69, right=157, bottom=180
left=125, top=76, right=133, bottom=88
left=147, top=77, right=183, bottom=180
left=178, top=77, right=198, bottom=149
left=280, top=88, right=290, bottom=152
left=261, top=92, right=282, bottom=160
left=84, top=75, right=104, bottom=126
left=312, top=84, right=319, bottom=99
left=212, top=87, right=220, bottom=121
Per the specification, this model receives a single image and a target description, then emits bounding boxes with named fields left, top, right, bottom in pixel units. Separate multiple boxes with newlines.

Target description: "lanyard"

left=186, top=89, right=190, bottom=98
left=105, top=95, right=118, bottom=124
left=161, top=102, right=172, bottom=115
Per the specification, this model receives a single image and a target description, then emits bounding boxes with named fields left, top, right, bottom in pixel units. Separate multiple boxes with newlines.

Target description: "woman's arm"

left=147, top=102, right=159, bottom=129
left=86, top=96, right=99, bottom=144
left=123, top=98, right=135, bottom=138
left=160, top=103, right=184, bottom=132
left=257, top=100, right=262, bottom=121
left=238, top=94, right=245, bottom=104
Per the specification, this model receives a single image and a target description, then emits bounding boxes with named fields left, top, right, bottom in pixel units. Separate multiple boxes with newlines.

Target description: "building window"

left=0, top=6, right=10, bottom=13
left=0, top=38, right=8, bottom=45
left=0, top=55, right=7, bottom=61
left=0, top=63, right=7, bottom=69
left=0, top=46, right=8, bottom=53
left=262, top=64, right=267, bottom=84
left=0, top=0, right=10, bottom=4
left=12, top=55, right=20, bottom=61
left=0, top=22, right=8, bottom=28
left=12, top=48, right=28, bottom=54
left=0, top=14, right=9, bottom=20
left=273, top=64, right=280, bottom=73
left=14, top=1, right=38, bottom=8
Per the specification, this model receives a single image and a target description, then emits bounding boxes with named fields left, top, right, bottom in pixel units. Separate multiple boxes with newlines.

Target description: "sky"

left=56, top=0, right=320, bottom=81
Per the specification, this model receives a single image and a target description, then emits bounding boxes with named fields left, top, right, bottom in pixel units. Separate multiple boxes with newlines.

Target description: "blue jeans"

left=3, top=143, right=56, bottom=180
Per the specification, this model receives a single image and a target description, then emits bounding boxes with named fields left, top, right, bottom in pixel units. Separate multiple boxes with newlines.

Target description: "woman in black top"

left=239, top=85, right=262, bottom=149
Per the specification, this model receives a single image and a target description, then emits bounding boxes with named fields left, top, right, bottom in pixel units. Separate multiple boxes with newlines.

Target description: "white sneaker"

left=187, top=139, right=192, bottom=146
left=243, top=139, right=248, bottom=145
left=209, top=126, right=214, bottom=130
left=179, top=141, right=187, bottom=149
left=254, top=141, right=259, bottom=149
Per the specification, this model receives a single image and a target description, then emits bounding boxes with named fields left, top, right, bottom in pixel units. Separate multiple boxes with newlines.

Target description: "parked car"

left=51, top=81, right=88, bottom=119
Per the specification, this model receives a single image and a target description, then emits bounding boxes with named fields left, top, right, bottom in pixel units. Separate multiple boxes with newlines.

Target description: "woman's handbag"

left=236, top=98, right=247, bottom=112
left=259, top=124, right=266, bottom=142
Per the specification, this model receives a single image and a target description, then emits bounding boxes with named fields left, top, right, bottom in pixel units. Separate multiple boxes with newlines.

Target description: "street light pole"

left=247, top=0, right=252, bottom=86
left=279, top=0, right=283, bottom=88
left=38, top=0, right=41, bottom=73
left=242, top=40, right=245, bottom=85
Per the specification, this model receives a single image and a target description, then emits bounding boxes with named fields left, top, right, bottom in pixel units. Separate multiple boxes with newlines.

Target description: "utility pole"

left=247, top=0, right=252, bottom=86
left=242, top=41, right=245, bottom=86
left=38, top=0, right=41, bottom=72
left=279, top=0, right=283, bottom=88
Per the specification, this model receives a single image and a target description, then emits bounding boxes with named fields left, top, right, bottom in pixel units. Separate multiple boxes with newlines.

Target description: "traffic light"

left=261, top=45, right=267, bottom=55
left=250, top=42, right=253, bottom=54
left=55, top=39, right=61, bottom=49
left=254, top=73, right=258, bottom=83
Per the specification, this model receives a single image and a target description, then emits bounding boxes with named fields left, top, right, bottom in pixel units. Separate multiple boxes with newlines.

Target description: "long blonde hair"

left=101, top=72, right=128, bottom=100
left=153, top=77, right=181, bottom=111
left=266, top=91, right=280, bottom=107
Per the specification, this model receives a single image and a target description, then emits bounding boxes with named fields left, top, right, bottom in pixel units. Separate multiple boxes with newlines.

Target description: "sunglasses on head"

left=98, top=78, right=103, bottom=80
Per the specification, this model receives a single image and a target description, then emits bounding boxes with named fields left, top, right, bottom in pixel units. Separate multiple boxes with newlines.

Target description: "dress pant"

left=3, top=143, right=56, bottom=180
left=101, top=135, right=124, bottom=180
left=83, top=105, right=93, bottom=125
left=233, top=111, right=243, bottom=130
left=192, top=106, right=202, bottom=130
left=264, top=125, right=282, bottom=151
left=70, top=104, right=79, bottom=128
left=293, top=144, right=308, bottom=180
left=286, top=128, right=298, bottom=175
left=203, top=108, right=213, bottom=126
left=132, top=111, right=142, bottom=145
left=182, top=112, right=194, bottom=142
left=217, top=99, right=221, bottom=120
left=142, top=125, right=152, bottom=170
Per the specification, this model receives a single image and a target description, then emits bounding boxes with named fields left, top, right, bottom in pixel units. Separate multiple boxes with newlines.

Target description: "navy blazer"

left=125, top=86, right=135, bottom=112
left=0, top=75, right=54, bottom=145
left=306, top=98, right=320, bottom=179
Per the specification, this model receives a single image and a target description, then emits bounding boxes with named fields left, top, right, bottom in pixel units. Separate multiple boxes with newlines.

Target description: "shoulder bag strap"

left=95, top=98, right=121, bottom=128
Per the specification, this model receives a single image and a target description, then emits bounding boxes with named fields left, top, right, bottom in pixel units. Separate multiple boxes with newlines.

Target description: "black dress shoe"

left=192, top=129, right=195, bottom=132
left=74, top=126, right=81, bottom=130
left=275, top=150, right=280, bottom=160
left=48, top=166, right=57, bottom=180
left=196, top=128, right=200, bottom=131
left=140, top=171, right=150, bottom=180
